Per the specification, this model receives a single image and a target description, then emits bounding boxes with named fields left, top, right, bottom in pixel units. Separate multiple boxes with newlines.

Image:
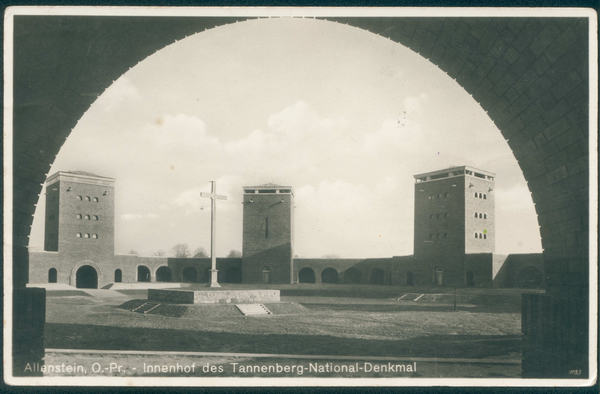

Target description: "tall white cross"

left=200, top=181, right=227, bottom=288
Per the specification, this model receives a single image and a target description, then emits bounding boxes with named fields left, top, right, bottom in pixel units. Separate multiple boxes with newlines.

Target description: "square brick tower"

left=413, top=166, right=495, bottom=285
left=242, top=184, right=294, bottom=284
left=44, top=171, right=115, bottom=257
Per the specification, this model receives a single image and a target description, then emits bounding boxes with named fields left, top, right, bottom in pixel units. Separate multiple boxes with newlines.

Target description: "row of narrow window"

left=474, top=192, right=487, bottom=199
left=428, top=233, right=448, bottom=239
left=474, top=212, right=488, bottom=219
left=77, top=214, right=99, bottom=220
left=428, top=193, right=449, bottom=200
left=76, top=233, right=99, bottom=239
left=474, top=232, right=488, bottom=239
left=77, top=195, right=100, bottom=202
left=429, top=213, right=449, bottom=220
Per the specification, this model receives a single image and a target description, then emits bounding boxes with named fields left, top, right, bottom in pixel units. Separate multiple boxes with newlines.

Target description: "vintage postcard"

left=3, top=6, right=597, bottom=387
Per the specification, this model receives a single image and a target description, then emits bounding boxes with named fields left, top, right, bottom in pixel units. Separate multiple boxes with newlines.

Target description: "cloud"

left=143, top=114, right=221, bottom=153
left=97, top=76, right=142, bottom=112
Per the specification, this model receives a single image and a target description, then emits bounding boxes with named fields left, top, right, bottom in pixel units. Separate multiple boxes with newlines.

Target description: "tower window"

left=265, top=217, right=269, bottom=239
left=77, top=195, right=83, bottom=200
left=474, top=193, right=477, bottom=198
left=474, top=212, right=478, bottom=218
left=85, top=215, right=90, bottom=220
left=76, top=233, right=82, bottom=238
left=443, top=233, right=448, bottom=238
left=444, top=193, right=449, bottom=198
left=437, top=193, right=442, bottom=199
left=483, top=194, right=487, bottom=199
left=484, top=214, right=487, bottom=219
left=77, top=214, right=82, bottom=219
left=84, top=233, right=90, bottom=238
left=93, top=197, right=99, bottom=202
left=86, top=196, right=91, bottom=201
left=484, top=234, right=487, bottom=239
left=93, top=215, right=98, bottom=220
left=474, top=233, right=477, bottom=238
left=428, top=195, right=433, bottom=200
left=92, top=234, right=98, bottom=239
left=479, top=213, right=483, bottom=219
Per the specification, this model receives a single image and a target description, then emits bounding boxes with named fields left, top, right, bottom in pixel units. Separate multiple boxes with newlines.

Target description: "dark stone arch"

left=114, top=269, right=122, bottom=283
left=76, top=265, right=98, bottom=289
left=182, top=266, right=198, bottom=283
left=321, top=267, right=339, bottom=284
left=11, top=15, right=590, bottom=378
left=137, top=266, right=151, bottom=282
left=369, top=268, right=385, bottom=285
left=298, top=267, right=316, bottom=283
left=344, top=267, right=362, bottom=284
left=48, top=268, right=57, bottom=283
left=156, top=266, right=172, bottom=282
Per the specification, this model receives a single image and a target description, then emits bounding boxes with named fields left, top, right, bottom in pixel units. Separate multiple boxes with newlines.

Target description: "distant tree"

left=193, top=247, right=209, bottom=258
left=171, top=244, right=191, bottom=258
left=152, top=250, right=166, bottom=257
left=322, top=254, right=341, bottom=259
left=128, top=250, right=138, bottom=255
left=227, top=249, right=242, bottom=258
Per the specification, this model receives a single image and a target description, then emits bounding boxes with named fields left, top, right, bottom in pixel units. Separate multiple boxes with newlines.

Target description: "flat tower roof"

left=414, top=166, right=495, bottom=183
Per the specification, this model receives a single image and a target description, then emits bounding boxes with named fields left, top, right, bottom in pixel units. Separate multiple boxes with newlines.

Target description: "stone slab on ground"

left=148, top=289, right=280, bottom=304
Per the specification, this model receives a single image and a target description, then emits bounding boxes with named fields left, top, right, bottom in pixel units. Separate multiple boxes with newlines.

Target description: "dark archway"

left=48, top=268, right=57, bottom=283
left=114, top=269, right=122, bottom=283
left=156, top=266, right=172, bottom=282
left=76, top=265, right=98, bottom=289
left=369, top=268, right=385, bottom=285
left=200, top=268, right=211, bottom=283
left=298, top=267, right=316, bottom=284
left=225, top=266, right=242, bottom=283
left=11, top=16, right=590, bottom=379
left=344, top=267, right=362, bottom=284
left=321, top=267, right=338, bottom=284
left=517, top=266, right=543, bottom=288
left=466, top=271, right=475, bottom=287
left=406, top=271, right=414, bottom=286
left=137, top=266, right=151, bottom=282
left=182, top=267, right=198, bottom=283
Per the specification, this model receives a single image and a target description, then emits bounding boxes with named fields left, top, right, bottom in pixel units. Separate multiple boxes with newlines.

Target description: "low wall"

left=149, top=289, right=280, bottom=304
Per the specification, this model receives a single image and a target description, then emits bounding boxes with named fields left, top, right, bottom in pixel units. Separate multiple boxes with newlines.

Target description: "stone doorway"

left=76, top=265, right=98, bottom=289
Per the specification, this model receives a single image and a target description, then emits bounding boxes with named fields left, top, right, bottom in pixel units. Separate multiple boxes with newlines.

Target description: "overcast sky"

left=29, top=18, right=542, bottom=258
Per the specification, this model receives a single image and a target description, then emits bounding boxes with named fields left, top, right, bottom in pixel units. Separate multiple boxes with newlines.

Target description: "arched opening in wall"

left=225, top=266, right=242, bottom=283
left=466, top=271, right=475, bottom=287
left=406, top=271, right=414, bottom=286
left=76, top=265, right=98, bottom=289
left=369, top=268, right=385, bottom=285
left=516, top=266, right=543, bottom=288
left=344, top=268, right=362, bottom=284
left=182, top=266, right=198, bottom=283
left=137, top=266, right=151, bottom=282
left=48, top=268, right=57, bottom=283
left=262, top=267, right=271, bottom=284
left=156, top=266, right=172, bottom=282
left=114, top=269, right=122, bottom=283
left=434, top=267, right=443, bottom=286
left=321, top=267, right=338, bottom=284
left=298, top=267, right=316, bottom=283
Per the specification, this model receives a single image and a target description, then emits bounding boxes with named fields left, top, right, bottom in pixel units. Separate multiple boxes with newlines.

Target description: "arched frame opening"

left=11, top=14, right=591, bottom=378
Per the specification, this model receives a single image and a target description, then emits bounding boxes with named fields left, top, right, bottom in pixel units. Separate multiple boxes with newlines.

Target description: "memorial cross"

left=200, top=181, right=227, bottom=288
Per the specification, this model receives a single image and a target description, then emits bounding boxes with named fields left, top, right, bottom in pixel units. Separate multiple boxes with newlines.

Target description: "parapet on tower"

left=44, top=171, right=115, bottom=256
left=413, top=165, right=495, bottom=257
left=242, top=184, right=294, bottom=284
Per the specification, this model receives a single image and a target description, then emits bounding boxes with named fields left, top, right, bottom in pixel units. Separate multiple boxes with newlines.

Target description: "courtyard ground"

left=39, top=284, right=543, bottom=379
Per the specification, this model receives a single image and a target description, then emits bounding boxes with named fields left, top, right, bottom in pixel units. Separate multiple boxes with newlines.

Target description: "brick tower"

left=44, top=171, right=115, bottom=257
left=413, top=166, right=495, bottom=286
left=242, top=184, right=294, bottom=284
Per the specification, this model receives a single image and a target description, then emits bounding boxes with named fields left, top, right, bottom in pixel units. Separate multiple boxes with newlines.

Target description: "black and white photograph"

left=3, top=7, right=597, bottom=387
